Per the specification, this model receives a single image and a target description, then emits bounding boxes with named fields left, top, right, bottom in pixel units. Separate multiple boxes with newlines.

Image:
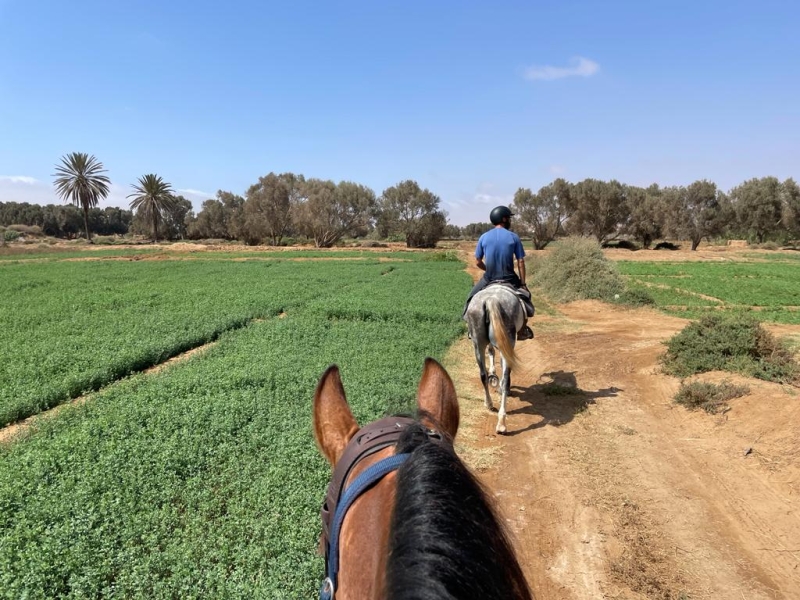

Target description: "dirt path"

left=449, top=265, right=800, bottom=599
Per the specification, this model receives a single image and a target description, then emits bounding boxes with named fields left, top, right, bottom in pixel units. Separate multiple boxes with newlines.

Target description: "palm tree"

left=128, top=174, right=176, bottom=242
left=53, top=153, right=111, bottom=243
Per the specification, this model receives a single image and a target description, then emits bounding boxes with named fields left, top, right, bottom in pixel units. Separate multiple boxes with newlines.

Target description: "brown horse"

left=313, top=358, right=533, bottom=600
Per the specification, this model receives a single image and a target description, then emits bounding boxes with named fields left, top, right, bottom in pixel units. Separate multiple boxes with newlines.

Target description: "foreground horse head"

left=465, top=285, right=524, bottom=434
left=313, top=358, right=532, bottom=600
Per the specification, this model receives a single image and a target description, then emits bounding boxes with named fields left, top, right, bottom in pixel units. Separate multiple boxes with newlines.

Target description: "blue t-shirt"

left=475, top=227, right=525, bottom=281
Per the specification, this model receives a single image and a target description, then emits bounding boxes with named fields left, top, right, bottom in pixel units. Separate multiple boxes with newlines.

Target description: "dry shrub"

left=674, top=380, right=750, bottom=413
left=535, top=237, right=624, bottom=302
left=8, top=224, right=43, bottom=236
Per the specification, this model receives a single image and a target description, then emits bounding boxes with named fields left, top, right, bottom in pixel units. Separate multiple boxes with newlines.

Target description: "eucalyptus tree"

left=513, top=178, right=571, bottom=249
left=294, top=180, right=376, bottom=247
left=729, top=177, right=784, bottom=243
left=377, top=180, right=446, bottom=247
left=566, top=179, right=629, bottom=243
left=662, top=180, right=728, bottom=250
left=625, top=184, right=663, bottom=249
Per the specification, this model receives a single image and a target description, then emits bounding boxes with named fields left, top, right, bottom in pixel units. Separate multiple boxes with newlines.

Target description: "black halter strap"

left=319, top=417, right=448, bottom=600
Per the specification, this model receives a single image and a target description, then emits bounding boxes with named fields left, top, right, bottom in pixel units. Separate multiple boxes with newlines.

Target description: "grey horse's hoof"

left=488, top=374, right=499, bottom=388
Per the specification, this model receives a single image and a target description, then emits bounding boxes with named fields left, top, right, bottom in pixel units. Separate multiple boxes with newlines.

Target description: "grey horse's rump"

left=465, top=285, right=525, bottom=433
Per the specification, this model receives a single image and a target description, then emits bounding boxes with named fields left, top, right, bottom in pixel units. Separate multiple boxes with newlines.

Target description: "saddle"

left=487, top=281, right=535, bottom=318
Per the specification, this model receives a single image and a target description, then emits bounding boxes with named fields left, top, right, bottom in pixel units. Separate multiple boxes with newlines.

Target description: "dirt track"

left=450, top=295, right=800, bottom=599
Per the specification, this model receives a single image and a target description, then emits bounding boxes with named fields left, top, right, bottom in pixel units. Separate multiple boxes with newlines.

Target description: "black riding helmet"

left=490, top=205, right=515, bottom=226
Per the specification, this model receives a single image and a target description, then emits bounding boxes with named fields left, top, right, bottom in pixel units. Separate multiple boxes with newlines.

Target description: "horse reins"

left=319, top=416, right=449, bottom=600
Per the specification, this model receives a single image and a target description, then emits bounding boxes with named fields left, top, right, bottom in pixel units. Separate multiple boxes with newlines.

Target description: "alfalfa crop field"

left=0, top=248, right=469, bottom=599
left=617, top=254, right=800, bottom=324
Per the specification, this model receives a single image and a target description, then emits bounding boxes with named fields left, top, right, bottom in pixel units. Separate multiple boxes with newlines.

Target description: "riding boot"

left=517, top=323, right=534, bottom=341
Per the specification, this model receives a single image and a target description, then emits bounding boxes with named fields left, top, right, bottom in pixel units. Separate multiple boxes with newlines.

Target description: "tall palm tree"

left=53, top=153, right=111, bottom=243
left=128, top=174, right=176, bottom=242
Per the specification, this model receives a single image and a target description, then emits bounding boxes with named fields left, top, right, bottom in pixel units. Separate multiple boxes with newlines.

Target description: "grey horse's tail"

left=486, top=297, right=519, bottom=371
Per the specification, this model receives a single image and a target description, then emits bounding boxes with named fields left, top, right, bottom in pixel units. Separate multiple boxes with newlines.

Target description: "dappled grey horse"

left=465, top=285, right=524, bottom=434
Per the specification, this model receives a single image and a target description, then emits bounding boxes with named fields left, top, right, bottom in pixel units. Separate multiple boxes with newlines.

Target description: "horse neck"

left=385, top=441, right=532, bottom=600
left=336, top=446, right=398, bottom=600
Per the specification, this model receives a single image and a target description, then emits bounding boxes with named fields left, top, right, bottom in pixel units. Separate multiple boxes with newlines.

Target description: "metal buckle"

left=320, top=576, right=334, bottom=600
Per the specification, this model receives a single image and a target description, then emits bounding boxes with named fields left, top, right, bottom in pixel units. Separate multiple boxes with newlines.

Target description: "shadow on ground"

left=505, top=370, right=620, bottom=436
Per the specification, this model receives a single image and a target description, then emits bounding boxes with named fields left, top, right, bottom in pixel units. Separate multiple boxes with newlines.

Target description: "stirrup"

left=517, top=326, right=534, bottom=341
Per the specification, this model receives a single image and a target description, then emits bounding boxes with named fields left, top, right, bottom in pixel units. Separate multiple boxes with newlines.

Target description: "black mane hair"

left=386, top=422, right=533, bottom=600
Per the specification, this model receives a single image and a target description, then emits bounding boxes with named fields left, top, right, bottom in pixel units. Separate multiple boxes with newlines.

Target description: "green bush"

left=613, top=287, right=656, bottom=307
left=663, top=313, right=798, bottom=383
left=421, top=250, right=459, bottom=262
left=754, top=241, right=780, bottom=250
left=3, top=229, right=20, bottom=242
left=674, top=380, right=750, bottom=413
left=535, top=237, right=624, bottom=302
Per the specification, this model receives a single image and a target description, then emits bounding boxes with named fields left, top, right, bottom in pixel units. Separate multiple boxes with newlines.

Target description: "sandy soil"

left=449, top=256, right=800, bottom=599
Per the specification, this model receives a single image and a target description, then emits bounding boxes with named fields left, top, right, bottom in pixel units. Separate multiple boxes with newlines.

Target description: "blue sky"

left=1, top=0, right=798, bottom=225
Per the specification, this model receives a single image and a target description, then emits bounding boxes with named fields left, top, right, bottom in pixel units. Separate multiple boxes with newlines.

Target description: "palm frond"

left=128, top=174, right=176, bottom=240
left=127, top=174, right=176, bottom=211
left=52, top=152, right=111, bottom=209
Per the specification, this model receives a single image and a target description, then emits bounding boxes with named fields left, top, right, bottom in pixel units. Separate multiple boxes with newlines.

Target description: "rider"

left=464, top=206, right=534, bottom=340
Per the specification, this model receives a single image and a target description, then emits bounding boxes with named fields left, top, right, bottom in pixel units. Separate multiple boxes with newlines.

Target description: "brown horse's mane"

left=386, top=420, right=533, bottom=600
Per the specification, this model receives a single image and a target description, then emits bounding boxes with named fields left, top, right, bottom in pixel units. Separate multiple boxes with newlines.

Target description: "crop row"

left=0, top=255, right=462, bottom=427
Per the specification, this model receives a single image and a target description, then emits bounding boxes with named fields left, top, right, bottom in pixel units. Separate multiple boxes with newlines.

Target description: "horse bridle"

left=319, top=416, right=450, bottom=600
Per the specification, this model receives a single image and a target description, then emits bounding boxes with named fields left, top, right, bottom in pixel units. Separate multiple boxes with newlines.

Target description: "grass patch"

left=612, top=287, right=656, bottom=307
left=420, top=250, right=460, bottom=262
left=662, top=314, right=798, bottom=383
left=539, top=383, right=585, bottom=396
left=674, top=380, right=750, bottom=413
left=535, top=237, right=624, bottom=303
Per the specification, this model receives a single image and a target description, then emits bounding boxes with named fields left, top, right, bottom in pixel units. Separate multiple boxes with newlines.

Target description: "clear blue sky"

left=1, top=0, right=798, bottom=225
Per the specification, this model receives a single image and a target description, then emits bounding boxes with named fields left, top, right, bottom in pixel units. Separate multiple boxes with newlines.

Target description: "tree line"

left=184, top=175, right=446, bottom=248
left=1, top=153, right=449, bottom=247
left=511, top=177, right=800, bottom=250
left=2, top=152, right=797, bottom=250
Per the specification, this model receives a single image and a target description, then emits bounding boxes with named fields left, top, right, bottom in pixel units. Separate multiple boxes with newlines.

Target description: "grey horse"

left=465, top=285, right=524, bottom=434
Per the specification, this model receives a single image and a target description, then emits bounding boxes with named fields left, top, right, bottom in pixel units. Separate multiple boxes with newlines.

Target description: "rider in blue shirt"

left=464, top=206, right=534, bottom=340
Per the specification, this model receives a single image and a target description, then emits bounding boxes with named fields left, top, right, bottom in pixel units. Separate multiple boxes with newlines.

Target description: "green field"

left=0, top=251, right=469, bottom=598
left=618, top=260, right=800, bottom=324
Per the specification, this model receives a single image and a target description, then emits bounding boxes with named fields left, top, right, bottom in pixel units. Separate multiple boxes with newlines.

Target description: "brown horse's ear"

left=416, top=358, right=459, bottom=439
left=313, top=365, right=359, bottom=466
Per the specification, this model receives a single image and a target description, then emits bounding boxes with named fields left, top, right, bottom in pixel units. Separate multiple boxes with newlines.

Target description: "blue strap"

left=321, top=452, right=411, bottom=599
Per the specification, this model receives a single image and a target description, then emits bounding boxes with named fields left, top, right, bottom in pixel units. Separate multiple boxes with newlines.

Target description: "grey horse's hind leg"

left=472, top=338, right=494, bottom=411
left=487, top=346, right=499, bottom=388
left=497, top=351, right=513, bottom=434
